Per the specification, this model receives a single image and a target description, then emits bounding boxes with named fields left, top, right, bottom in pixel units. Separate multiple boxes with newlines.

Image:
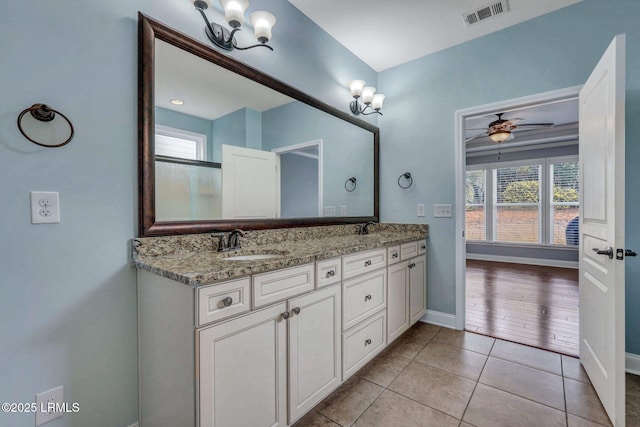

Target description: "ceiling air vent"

left=462, top=0, right=509, bottom=27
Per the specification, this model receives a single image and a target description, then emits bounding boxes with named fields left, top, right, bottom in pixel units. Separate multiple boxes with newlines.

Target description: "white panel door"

left=288, top=285, right=342, bottom=424
left=387, top=261, right=410, bottom=343
left=579, top=34, right=626, bottom=426
left=221, top=144, right=278, bottom=218
left=409, top=255, right=427, bottom=325
left=198, top=303, right=287, bottom=427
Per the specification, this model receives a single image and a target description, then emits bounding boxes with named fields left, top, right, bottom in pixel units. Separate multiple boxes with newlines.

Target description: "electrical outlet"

left=324, top=206, right=336, bottom=216
left=30, top=192, right=60, bottom=224
left=434, top=204, right=453, bottom=218
left=417, top=204, right=425, bottom=217
left=340, top=205, right=347, bottom=216
left=35, top=386, right=64, bottom=425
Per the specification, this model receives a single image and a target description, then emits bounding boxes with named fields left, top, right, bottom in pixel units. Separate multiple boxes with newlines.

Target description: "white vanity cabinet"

left=198, top=303, right=288, bottom=427
left=137, top=237, right=427, bottom=427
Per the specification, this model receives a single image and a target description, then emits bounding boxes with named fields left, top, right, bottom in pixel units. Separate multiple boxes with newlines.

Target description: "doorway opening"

left=455, top=87, right=582, bottom=356
left=272, top=140, right=323, bottom=218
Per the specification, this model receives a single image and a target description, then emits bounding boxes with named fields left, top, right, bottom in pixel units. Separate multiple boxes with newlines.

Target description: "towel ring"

left=398, top=172, right=413, bottom=189
left=345, top=177, right=357, bottom=192
left=17, top=104, right=74, bottom=148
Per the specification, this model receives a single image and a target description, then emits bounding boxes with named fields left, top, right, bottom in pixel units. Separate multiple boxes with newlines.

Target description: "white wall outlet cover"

left=35, top=386, right=64, bottom=425
left=340, top=205, right=347, bottom=216
left=30, top=191, right=60, bottom=224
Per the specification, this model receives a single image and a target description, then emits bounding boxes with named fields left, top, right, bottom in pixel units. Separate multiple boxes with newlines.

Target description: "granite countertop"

left=131, top=224, right=428, bottom=286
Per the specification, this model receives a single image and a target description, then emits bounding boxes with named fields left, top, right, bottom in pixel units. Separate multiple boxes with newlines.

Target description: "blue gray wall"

left=280, top=153, right=319, bottom=217
left=0, top=1, right=375, bottom=426
left=378, top=0, right=640, bottom=354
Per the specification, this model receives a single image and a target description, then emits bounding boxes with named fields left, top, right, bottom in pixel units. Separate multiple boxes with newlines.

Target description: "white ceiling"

left=288, top=0, right=583, bottom=72
left=155, top=40, right=293, bottom=120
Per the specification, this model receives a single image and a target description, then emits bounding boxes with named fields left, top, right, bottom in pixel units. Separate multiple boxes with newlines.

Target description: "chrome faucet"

left=217, top=229, right=245, bottom=252
left=359, top=221, right=376, bottom=235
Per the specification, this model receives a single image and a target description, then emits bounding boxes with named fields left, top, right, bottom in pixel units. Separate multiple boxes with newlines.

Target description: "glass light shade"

left=372, top=94, right=385, bottom=110
left=349, top=80, right=365, bottom=98
left=220, top=0, right=248, bottom=28
left=489, top=131, right=511, bottom=143
left=250, top=11, right=276, bottom=43
left=361, top=86, right=376, bottom=104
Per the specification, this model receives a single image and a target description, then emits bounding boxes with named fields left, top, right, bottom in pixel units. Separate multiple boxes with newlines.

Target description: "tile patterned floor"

left=294, top=322, right=640, bottom=427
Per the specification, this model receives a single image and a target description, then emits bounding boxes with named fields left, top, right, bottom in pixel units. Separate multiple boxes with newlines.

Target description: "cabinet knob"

left=364, top=260, right=372, bottom=267
left=364, top=294, right=372, bottom=302
left=292, top=307, right=301, bottom=315
left=326, top=269, right=335, bottom=278
left=420, top=245, right=426, bottom=250
left=222, top=296, right=233, bottom=307
left=392, top=253, right=398, bottom=258
left=281, top=311, right=290, bottom=320
left=408, top=263, right=416, bottom=269
left=364, top=339, right=372, bottom=346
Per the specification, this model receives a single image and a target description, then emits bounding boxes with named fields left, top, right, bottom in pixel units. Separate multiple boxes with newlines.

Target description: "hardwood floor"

left=465, top=260, right=579, bottom=356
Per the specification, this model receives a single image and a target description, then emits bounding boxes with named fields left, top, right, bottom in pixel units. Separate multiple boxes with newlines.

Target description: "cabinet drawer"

left=316, top=257, right=341, bottom=288
left=343, top=268, right=386, bottom=330
left=387, top=245, right=400, bottom=265
left=400, top=241, right=418, bottom=261
left=342, top=310, right=386, bottom=379
left=252, top=264, right=314, bottom=308
left=197, top=278, right=251, bottom=326
left=342, top=248, right=386, bottom=280
left=417, top=240, right=427, bottom=255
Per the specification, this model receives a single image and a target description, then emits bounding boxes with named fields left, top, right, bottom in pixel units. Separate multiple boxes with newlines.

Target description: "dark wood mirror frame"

left=138, top=13, right=379, bottom=237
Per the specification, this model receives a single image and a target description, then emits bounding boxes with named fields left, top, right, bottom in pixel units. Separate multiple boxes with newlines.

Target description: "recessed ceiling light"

left=170, top=99, right=184, bottom=105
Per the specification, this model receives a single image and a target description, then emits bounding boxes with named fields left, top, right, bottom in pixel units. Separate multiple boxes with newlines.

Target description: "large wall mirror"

left=139, top=14, right=379, bottom=236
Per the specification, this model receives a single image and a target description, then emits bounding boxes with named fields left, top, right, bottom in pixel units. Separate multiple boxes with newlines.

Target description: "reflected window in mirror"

left=155, top=125, right=207, bottom=161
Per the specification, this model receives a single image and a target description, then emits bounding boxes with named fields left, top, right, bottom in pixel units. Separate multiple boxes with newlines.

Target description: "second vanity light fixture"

left=193, top=0, right=276, bottom=51
left=349, top=80, right=385, bottom=116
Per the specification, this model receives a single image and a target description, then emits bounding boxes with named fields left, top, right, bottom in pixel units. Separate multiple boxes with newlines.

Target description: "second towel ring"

left=17, top=103, right=74, bottom=148
left=398, top=172, right=413, bottom=189
left=345, top=177, right=357, bottom=192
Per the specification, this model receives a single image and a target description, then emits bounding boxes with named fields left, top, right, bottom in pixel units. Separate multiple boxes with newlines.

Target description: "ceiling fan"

left=466, top=113, right=554, bottom=143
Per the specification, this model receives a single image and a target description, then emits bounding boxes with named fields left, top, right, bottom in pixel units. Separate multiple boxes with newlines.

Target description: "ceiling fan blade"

left=515, top=123, right=554, bottom=127
left=504, top=118, right=524, bottom=124
left=466, top=127, right=489, bottom=131
left=466, top=132, right=488, bottom=142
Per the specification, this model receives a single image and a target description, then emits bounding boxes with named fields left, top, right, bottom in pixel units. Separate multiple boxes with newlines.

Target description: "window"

left=155, top=125, right=207, bottom=161
left=466, top=156, right=579, bottom=247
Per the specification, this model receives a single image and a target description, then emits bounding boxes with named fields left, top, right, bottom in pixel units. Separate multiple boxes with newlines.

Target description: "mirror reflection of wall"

left=153, top=38, right=375, bottom=222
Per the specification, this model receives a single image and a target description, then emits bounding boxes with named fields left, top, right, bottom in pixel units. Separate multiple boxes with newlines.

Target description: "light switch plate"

left=324, top=206, right=336, bottom=216
left=417, top=204, right=425, bottom=217
left=340, top=205, right=347, bottom=216
left=30, top=192, right=60, bottom=224
left=434, top=204, right=453, bottom=218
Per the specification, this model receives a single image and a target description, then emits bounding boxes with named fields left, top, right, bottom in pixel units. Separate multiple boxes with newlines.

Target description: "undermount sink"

left=223, top=253, right=285, bottom=261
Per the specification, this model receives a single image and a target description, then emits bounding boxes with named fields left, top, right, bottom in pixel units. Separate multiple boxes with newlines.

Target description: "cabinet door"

left=198, top=303, right=287, bottom=427
left=387, top=261, right=410, bottom=343
left=288, top=285, right=342, bottom=424
left=409, top=255, right=427, bottom=325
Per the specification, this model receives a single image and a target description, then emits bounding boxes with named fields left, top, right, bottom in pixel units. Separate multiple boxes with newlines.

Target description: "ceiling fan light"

left=489, top=131, right=511, bottom=143
left=220, top=0, right=249, bottom=28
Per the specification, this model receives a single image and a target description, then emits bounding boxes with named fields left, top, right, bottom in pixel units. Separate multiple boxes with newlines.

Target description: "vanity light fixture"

left=348, top=80, right=385, bottom=116
left=170, top=99, right=185, bottom=105
left=192, top=0, right=276, bottom=51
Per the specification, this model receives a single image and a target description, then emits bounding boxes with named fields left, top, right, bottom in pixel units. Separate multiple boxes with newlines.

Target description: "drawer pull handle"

left=420, top=245, right=426, bottom=250
left=408, top=263, right=416, bottom=269
left=326, top=269, right=335, bottom=278
left=281, top=311, right=290, bottom=320
left=222, top=296, right=233, bottom=307
left=364, top=294, right=372, bottom=302
left=292, top=307, right=301, bottom=315
left=364, top=339, right=372, bottom=346
left=392, top=253, right=398, bottom=258
left=364, top=260, right=372, bottom=267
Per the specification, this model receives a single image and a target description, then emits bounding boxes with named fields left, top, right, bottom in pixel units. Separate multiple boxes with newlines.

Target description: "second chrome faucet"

left=217, top=229, right=245, bottom=252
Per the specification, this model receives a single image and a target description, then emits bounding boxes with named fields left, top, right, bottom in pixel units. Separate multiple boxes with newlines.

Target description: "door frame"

left=272, top=139, right=324, bottom=217
left=453, top=86, right=582, bottom=330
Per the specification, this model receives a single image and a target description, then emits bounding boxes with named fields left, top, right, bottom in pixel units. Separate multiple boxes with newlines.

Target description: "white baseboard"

left=466, top=253, right=578, bottom=269
left=420, top=310, right=457, bottom=329
left=627, top=353, right=640, bottom=375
